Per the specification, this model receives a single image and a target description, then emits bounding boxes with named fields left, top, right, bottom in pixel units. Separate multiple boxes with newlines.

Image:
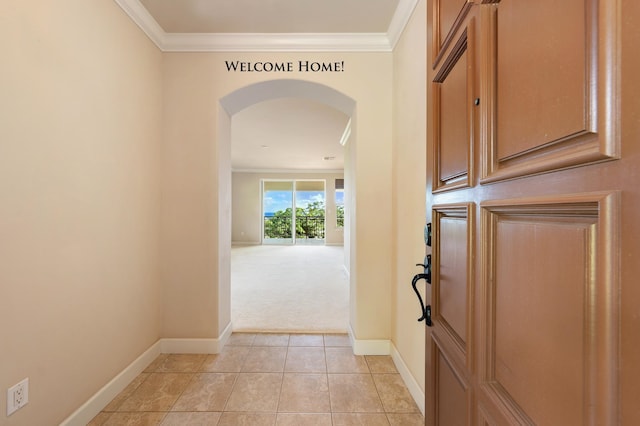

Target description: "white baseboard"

left=347, top=326, right=425, bottom=415
left=348, top=324, right=391, bottom=355
left=61, top=324, right=233, bottom=425
left=62, top=325, right=424, bottom=425
left=219, top=322, right=233, bottom=347
left=391, top=343, right=425, bottom=416
left=59, top=340, right=162, bottom=426
left=231, top=241, right=261, bottom=246
left=161, top=322, right=232, bottom=354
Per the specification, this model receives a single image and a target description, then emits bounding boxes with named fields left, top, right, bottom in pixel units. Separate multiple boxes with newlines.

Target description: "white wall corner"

left=60, top=324, right=233, bottom=424
left=387, top=0, right=421, bottom=49
left=59, top=340, right=162, bottom=426
left=391, top=343, right=426, bottom=416
left=348, top=324, right=391, bottom=355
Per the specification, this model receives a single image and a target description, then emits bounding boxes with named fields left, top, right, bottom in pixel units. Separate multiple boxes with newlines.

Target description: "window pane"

left=335, top=178, right=345, bottom=228
left=263, top=181, right=293, bottom=244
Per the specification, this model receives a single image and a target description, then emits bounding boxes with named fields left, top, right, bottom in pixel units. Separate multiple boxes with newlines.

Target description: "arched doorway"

left=216, top=79, right=357, bottom=334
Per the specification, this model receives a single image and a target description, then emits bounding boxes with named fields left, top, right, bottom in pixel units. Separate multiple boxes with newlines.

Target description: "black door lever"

left=416, top=255, right=431, bottom=283
left=411, top=256, right=432, bottom=325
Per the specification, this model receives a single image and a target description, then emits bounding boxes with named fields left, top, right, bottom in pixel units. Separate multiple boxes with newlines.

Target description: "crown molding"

left=387, top=0, right=421, bottom=49
left=163, top=32, right=392, bottom=52
left=232, top=168, right=344, bottom=174
left=114, top=0, right=418, bottom=52
left=339, top=119, right=352, bottom=146
left=113, top=0, right=165, bottom=49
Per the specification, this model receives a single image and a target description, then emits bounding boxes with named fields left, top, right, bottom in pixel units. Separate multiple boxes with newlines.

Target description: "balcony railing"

left=264, top=215, right=325, bottom=240
left=295, top=215, right=325, bottom=239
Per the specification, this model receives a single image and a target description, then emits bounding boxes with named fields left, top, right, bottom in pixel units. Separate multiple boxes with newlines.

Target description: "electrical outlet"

left=7, top=378, right=28, bottom=416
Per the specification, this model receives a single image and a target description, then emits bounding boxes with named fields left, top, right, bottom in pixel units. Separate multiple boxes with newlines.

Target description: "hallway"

left=2, top=1, right=433, bottom=422
left=88, top=333, right=423, bottom=425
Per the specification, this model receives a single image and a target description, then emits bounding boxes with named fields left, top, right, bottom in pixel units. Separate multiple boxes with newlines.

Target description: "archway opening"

left=217, top=79, right=357, bottom=333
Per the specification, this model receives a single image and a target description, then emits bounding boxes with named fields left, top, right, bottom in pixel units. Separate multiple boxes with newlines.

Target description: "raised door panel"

left=439, top=218, right=467, bottom=344
left=497, top=0, right=586, bottom=158
left=480, top=0, right=620, bottom=182
left=439, top=51, right=468, bottom=181
left=432, top=338, right=471, bottom=425
left=479, top=194, right=619, bottom=425
left=433, top=203, right=473, bottom=367
left=433, top=23, right=474, bottom=192
left=495, top=219, right=586, bottom=425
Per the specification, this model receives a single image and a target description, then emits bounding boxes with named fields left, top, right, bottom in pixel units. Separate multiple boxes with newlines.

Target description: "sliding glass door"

left=294, top=180, right=325, bottom=245
left=262, top=180, right=326, bottom=245
left=262, top=181, right=294, bottom=244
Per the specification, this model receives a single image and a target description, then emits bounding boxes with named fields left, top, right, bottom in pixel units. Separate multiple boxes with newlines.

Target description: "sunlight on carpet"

left=231, top=245, right=349, bottom=333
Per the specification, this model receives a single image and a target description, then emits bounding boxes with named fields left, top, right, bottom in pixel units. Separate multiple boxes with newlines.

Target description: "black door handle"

left=415, top=254, right=431, bottom=283
left=412, top=256, right=432, bottom=325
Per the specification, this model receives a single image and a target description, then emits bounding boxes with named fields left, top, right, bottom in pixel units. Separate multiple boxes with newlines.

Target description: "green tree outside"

left=336, top=204, right=344, bottom=227
left=264, top=201, right=327, bottom=239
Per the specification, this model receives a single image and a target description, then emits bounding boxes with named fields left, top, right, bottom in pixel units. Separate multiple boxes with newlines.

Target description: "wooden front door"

left=424, top=0, right=639, bottom=424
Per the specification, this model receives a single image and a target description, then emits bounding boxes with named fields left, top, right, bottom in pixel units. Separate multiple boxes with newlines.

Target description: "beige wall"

left=0, top=1, right=163, bottom=424
left=160, top=52, right=394, bottom=341
left=232, top=172, right=345, bottom=245
left=391, top=0, right=427, bottom=392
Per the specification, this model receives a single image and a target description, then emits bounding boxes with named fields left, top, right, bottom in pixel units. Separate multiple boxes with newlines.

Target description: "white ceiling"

left=139, top=0, right=400, bottom=34
left=118, top=0, right=413, bottom=172
left=232, top=98, right=350, bottom=172
left=115, top=0, right=417, bottom=51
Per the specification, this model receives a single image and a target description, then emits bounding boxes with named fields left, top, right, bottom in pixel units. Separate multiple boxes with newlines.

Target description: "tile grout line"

left=274, top=343, right=290, bottom=415
left=220, top=341, right=252, bottom=417
left=324, top=340, right=335, bottom=422
left=221, top=352, right=245, bottom=413
left=164, top=356, right=206, bottom=415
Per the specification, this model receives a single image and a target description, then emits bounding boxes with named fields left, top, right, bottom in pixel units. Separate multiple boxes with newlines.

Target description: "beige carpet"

left=231, top=245, right=349, bottom=333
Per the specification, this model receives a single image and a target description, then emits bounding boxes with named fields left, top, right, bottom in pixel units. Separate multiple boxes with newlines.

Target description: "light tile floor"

left=89, top=333, right=424, bottom=426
